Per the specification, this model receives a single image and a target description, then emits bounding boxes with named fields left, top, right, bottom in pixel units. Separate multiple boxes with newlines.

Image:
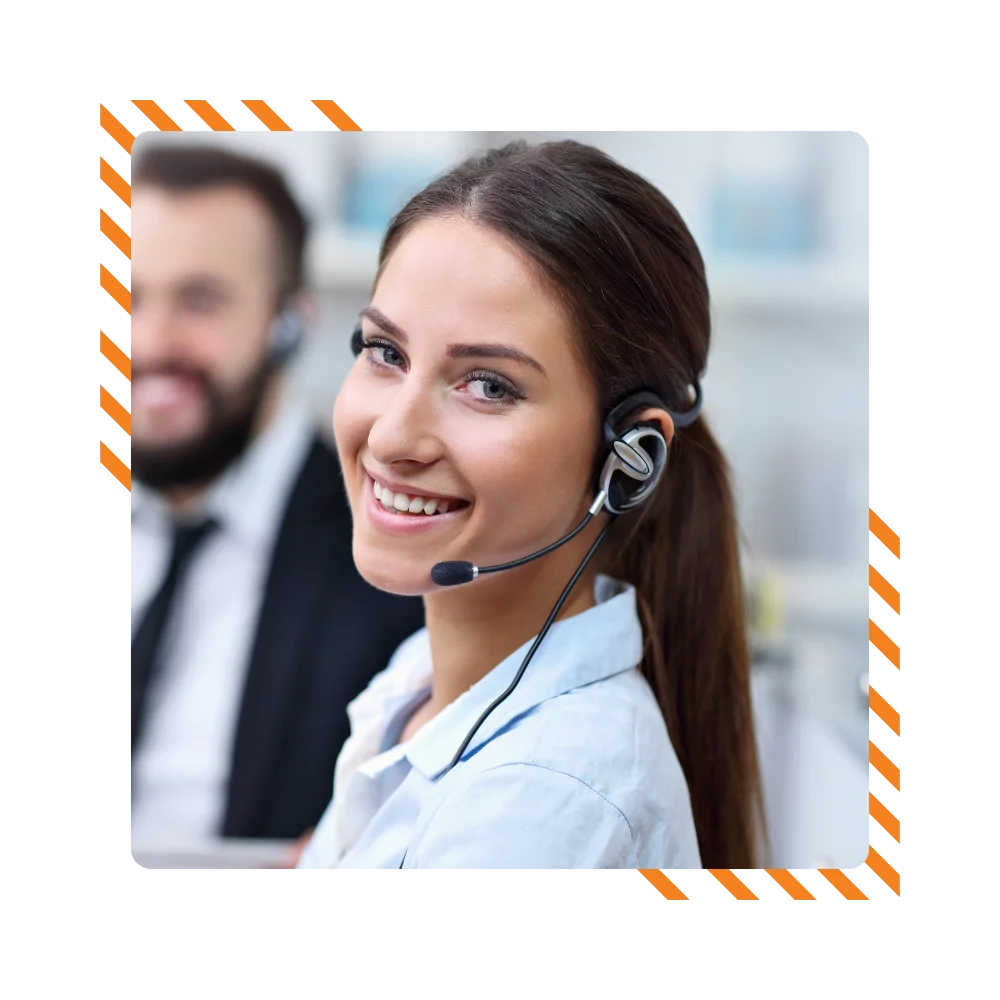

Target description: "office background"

left=137, top=130, right=870, bottom=867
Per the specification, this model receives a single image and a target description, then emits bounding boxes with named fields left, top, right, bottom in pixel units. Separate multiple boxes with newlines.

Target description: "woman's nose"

left=367, top=379, right=444, bottom=467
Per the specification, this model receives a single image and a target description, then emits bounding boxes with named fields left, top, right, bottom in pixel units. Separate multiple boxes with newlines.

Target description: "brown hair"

left=131, top=143, right=309, bottom=304
left=380, top=140, right=764, bottom=867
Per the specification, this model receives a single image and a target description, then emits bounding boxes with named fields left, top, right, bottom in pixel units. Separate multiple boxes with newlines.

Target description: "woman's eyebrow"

left=360, top=306, right=547, bottom=377
left=360, top=306, right=408, bottom=342
left=446, top=342, right=546, bottom=377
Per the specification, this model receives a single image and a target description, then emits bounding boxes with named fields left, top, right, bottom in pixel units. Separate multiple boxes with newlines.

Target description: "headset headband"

left=602, top=383, right=703, bottom=446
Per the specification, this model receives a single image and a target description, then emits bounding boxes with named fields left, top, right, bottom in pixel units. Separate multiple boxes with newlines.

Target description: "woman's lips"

left=363, top=474, right=470, bottom=536
left=364, top=469, right=469, bottom=505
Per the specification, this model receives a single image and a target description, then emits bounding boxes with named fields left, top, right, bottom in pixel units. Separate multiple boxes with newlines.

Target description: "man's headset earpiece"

left=598, top=385, right=702, bottom=515
left=266, top=309, right=305, bottom=366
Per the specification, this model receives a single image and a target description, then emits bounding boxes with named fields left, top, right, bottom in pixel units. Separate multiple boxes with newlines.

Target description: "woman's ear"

left=632, top=406, right=675, bottom=448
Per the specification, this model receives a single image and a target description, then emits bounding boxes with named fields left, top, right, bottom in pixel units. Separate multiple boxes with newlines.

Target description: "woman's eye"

left=465, top=372, right=524, bottom=405
left=477, top=379, right=509, bottom=400
left=360, top=337, right=406, bottom=369
left=373, top=344, right=404, bottom=367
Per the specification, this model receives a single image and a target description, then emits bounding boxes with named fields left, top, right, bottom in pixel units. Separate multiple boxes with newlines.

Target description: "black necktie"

left=132, top=517, right=219, bottom=754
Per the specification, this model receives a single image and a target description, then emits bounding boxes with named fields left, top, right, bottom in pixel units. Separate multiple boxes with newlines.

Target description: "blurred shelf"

left=708, top=258, right=868, bottom=318
left=307, top=225, right=869, bottom=321
left=746, top=558, right=868, bottom=633
left=307, top=226, right=381, bottom=291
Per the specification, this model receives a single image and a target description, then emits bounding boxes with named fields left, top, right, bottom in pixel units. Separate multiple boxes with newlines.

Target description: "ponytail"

left=603, top=415, right=764, bottom=868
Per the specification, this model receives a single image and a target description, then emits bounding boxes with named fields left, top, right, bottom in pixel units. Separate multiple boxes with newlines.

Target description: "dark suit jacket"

left=135, top=435, right=426, bottom=840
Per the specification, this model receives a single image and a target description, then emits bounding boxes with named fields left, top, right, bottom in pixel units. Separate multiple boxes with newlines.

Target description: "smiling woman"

left=299, top=140, right=762, bottom=870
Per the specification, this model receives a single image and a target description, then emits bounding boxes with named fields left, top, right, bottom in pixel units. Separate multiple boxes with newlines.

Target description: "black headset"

left=266, top=308, right=305, bottom=367
left=597, top=384, right=703, bottom=514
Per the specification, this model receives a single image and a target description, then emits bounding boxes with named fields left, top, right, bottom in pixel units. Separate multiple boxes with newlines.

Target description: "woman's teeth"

left=373, top=478, right=459, bottom=515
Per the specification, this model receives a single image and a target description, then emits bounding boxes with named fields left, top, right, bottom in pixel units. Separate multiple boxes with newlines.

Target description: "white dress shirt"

left=298, top=574, right=702, bottom=868
left=131, top=395, right=314, bottom=847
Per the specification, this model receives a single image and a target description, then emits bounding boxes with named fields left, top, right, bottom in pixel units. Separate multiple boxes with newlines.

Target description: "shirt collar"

left=131, top=390, right=314, bottom=549
left=403, top=574, right=643, bottom=781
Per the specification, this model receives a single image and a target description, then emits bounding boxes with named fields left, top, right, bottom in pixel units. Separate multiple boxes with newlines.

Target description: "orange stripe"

left=133, top=99, right=182, bottom=131
left=312, top=99, right=361, bottom=130
left=100, top=209, right=131, bottom=259
left=100, top=104, right=134, bottom=154
left=869, top=564, right=900, bottom=613
left=866, top=846, right=900, bottom=895
left=869, top=619, right=900, bottom=668
left=100, top=442, right=131, bottom=490
left=243, top=100, right=291, bottom=130
left=765, top=869, right=815, bottom=900
left=818, top=868, right=867, bottom=900
left=870, top=740, right=900, bottom=790
left=184, top=100, right=234, bottom=131
left=869, top=509, right=900, bottom=557
left=100, top=158, right=131, bottom=207
left=638, top=869, right=688, bottom=900
left=869, top=792, right=900, bottom=842
left=100, top=265, right=131, bottom=314
left=100, top=386, right=131, bottom=435
left=708, top=869, right=758, bottom=900
left=868, top=685, right=900, bottom=736
left=100, top=332, right=131, bottom=381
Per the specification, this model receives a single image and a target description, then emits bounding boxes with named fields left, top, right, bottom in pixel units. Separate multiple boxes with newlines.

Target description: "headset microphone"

left=431, top=491, right=608, bottom=586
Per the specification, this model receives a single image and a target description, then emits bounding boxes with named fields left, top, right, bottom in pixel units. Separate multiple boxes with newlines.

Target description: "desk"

left=132, top=839, right=293, bottom=869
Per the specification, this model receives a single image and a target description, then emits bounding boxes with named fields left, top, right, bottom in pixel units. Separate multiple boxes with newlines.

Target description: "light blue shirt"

left=298, top=575, right=701, bottom=869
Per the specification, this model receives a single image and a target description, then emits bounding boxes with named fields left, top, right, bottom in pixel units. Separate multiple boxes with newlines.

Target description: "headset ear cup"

left=267, top=311, right=304, bottom=366
left=607, top=478, right=629, bottom=512
left=598, top=427, right=667, bottom=514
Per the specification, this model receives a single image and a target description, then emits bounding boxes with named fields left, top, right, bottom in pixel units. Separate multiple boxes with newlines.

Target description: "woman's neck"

left=421, top=547, right=601, bottom=713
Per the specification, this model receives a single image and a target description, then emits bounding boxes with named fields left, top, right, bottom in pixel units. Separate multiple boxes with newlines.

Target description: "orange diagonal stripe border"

left=869, top=685, right=900, bottom=735
left=100, top=209, right=131, bottom=259
left=133, top=99, right=181, bottom=131
left=819, top=869, right=867, bottom=900
left=870, top=619, right=900, bottom=668
left=100, top=157, right=131, bottom=207
left=869, top=509, right=900, bottom=557
left=243, top=100, right=291, bottom=130
left=100, top=386, right=131, bottom=435
left=184, top=100, right=234, bottom=131
left=100, top=332, right=131, bottom=380
left=870, top=740, right=901, bottom=790
left=766, top=869, right=815, bottom=900
left=638, top=869, right=688, bottom=900
left=100, top=265, right=131, bottom=314
left=100, top=104, right=134, bottom=154
left=312, top=99, right=361, bottom=130
left=100, top=442, right=131, bottom=491
left=869, top=792, right=900, bottom=842
left=866, top=846, right=900, bottom=895
left=869, top=564, right=900, bottom=613
left=708, top=870, right=758, bottom=900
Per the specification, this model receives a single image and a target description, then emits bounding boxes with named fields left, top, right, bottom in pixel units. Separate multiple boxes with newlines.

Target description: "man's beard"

left=132, top=359, right=276, bottom=492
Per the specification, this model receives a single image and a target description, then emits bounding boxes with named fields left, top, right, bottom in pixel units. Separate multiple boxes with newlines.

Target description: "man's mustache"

left=132, top=362, right=213, bottom=392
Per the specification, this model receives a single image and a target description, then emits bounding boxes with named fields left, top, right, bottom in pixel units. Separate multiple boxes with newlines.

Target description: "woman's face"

left=333, top=215, right=601, bottom=597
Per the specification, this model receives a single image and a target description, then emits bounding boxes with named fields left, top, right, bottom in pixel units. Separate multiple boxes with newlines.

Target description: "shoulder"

left=452, top=670, right=701, bottom=867
left=410, top=759, right=638, bottom=868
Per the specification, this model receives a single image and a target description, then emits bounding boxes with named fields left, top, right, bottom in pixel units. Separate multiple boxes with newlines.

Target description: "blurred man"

left=130, top=144, right=424, bottom=848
